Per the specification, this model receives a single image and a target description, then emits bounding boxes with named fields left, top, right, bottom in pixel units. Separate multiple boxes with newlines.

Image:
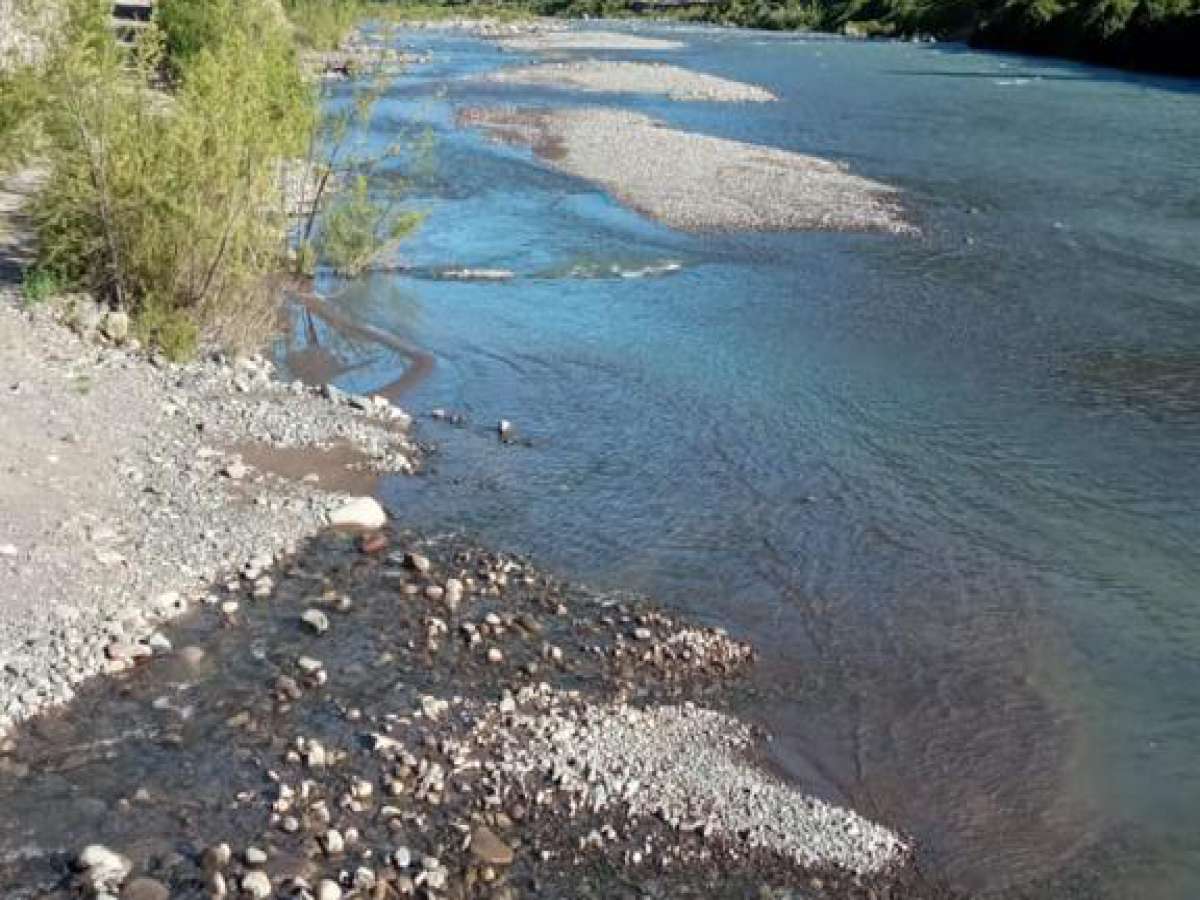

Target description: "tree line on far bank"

left=465, top=0, right=1198, bottom=76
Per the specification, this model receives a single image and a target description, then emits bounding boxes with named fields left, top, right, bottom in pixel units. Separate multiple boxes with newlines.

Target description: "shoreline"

left=291, top=285, right=437, bottom=400
left=0, top=515, right=958, bottom=899
left=0, top=20, right=957, bottom=899
left=0, top=224, right=948, bottom=900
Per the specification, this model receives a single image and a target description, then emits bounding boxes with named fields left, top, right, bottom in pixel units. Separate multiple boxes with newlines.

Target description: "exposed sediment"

left=459, top=106, right=916, bottom=235
left=496, top=29, right=685, bottom=52
left=483, top=60, right=777, bottom=102
left=0, top=528, right=930, bottom=899
left=0, top=294, right=421, bottom=733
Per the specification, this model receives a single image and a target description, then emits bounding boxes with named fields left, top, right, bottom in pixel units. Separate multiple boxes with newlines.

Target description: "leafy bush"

left=13, top=0, right=316, bottom=355
left=21, top=266, right=60, bottom=306
left=285, top=0, right=368, bottom=49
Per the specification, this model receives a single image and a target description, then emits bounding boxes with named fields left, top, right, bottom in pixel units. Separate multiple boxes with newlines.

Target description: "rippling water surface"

left=285, top=23, right=1200, bottom=898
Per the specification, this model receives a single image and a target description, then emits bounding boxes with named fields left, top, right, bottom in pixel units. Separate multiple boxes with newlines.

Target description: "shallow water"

left=282, top=22, right=1200, bottom=899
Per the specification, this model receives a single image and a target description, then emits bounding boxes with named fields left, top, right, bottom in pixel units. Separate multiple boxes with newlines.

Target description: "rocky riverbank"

left=458, top=107, right=916, bottom=235
left=0, top=292, right=421, bottom=733
left=0, top=526, right=947, bottom=900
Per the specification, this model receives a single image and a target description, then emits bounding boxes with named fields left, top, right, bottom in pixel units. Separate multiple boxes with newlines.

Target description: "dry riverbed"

left=459, top=107, right=916, bottom=235
left=482, top=61, right=776, bottom=103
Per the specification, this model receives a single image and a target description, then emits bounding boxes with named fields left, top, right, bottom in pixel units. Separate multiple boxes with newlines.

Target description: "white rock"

left=240, top=870, right=271, bottom=899
left=100, top=310, right=130, bottom=343
left=244, top=846, right=268, bottom=866
left=77, top=844, right=130, bottom=890
left=322, top=828, right=345, bottom=855
left=329, top=497, right=387, bottom=529
left=316, top=879, right=342, bottom=900
left=301, top=609, right=330, bottom=635
left=221, top=461, right=249, bottom=480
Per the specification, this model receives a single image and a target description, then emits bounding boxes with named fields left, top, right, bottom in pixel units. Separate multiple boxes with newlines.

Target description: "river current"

left=285, top=22, right=1200, bottom=899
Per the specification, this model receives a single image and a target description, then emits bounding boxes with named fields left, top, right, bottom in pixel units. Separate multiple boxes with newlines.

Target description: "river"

left=285, top=21, right=1200, bottom=899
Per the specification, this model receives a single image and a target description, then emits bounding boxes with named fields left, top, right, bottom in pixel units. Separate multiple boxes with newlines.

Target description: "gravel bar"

left=460, top=106, right=916, bottom=235
left=496, top=30, right=685, bottom=52
left=483, top=60, right=776, bottom=102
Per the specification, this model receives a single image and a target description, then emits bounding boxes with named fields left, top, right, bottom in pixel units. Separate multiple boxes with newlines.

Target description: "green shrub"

left=24, top=0, right=316, bottom=354
left=317, top=174, right=423, bottom=274
left=8, top=0, right=426, bottom=357
left=285, top=0, right=368, bottom=49
left=20, top=266, right=60, bottom=306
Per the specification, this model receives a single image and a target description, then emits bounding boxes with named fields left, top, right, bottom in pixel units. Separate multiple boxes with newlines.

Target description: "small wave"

left=993, top=78, right=1035, bottom=86
left=436, top=267, right=516, bottom=281
left=544, top=259, right=684, bottom=280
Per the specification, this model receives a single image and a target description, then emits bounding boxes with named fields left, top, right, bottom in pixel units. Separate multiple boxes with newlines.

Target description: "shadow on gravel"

left=0, top=527, right=962, bottom=899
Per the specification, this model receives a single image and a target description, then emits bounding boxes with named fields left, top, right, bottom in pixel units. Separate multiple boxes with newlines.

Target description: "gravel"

left=483, top=59, right=776, bottom=102
left=0, top=293, right=419, bottom=734
left=460, top=106, right=917, bottom=235
left=476, top=692, right=908, bottom=875
left=496, top=29, right=685, bottom=52
left=0, top=0, right=54, bottom=71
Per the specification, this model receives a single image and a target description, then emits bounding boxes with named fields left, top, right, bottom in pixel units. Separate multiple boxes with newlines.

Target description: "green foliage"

left=16, top=0, right=315, bottom=355
left=285, top=0, right=369, bottom=50
left=133, top=294, right=201, bottom=360
left=291, top=70, right=430, bottom=278
left=526, top=0, right=1200, bottom=72
left=369, top=2, right=536, bottom=21
left=318, top=174, right=424, bottom=274
left=21, top=266, right=60, bottom=306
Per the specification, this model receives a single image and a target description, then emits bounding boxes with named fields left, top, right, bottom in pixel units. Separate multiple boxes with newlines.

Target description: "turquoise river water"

left=283, top=22, right=1200, bottom=899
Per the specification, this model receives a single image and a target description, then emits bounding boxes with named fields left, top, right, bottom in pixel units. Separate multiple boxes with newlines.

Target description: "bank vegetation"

left=0, top=0, right=423, bottom=359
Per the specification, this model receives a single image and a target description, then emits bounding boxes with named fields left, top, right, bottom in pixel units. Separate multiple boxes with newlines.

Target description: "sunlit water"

left=285, top=22, right=1200, bottom=898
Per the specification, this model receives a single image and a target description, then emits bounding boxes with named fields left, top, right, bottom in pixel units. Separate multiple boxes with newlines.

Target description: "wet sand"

left=459, top=106, right=916, bottom=235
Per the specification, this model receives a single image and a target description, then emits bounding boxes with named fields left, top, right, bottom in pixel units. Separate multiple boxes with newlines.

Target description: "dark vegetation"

left=460, top=0, right=1200, bottom=75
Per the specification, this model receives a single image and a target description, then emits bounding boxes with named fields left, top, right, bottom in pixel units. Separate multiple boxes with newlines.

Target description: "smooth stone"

left=77, top=844, right=131, bottom=885
left=329, top=497, right=387, bottom=529
left=470, top=825, right=514, bottom=866
left=244, top=846, right=268, bottom=866
left=100, top=310, right=130, bottom=343
left=404, top=552, right=430, bottom=573
left=317, top=879, right=342, bottom=900
left=301, top=609, right=330, bottom=635
left=322, top=828, right=345, bottom=855
left=177, top=645, right=206, bottom=667
left=241, top=870, right=271, bottom=899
